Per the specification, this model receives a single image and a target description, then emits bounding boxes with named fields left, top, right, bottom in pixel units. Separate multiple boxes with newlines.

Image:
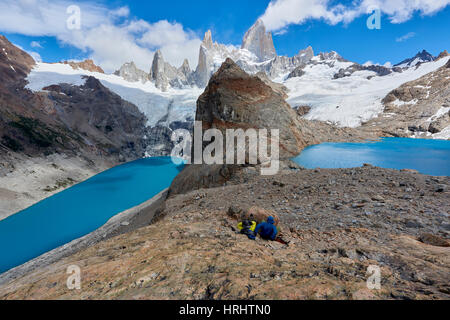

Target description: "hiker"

left=237, top=214, right=257, bottom=240
left=254, top=216, right=278, bottom=241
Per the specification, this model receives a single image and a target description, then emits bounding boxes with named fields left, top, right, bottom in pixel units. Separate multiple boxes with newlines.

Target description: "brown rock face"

left=437, top=50, right=449, bottom=60
left=40, top=76, right=148, bottom=161
left=62, top=59, right=104, bottom=73
left=196, top=58, right=304, bottom=160
left=0, top=35, right=35, bottom=84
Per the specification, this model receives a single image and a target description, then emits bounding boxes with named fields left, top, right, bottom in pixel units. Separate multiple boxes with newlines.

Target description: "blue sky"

left=1, top=0, right=449, bottom=72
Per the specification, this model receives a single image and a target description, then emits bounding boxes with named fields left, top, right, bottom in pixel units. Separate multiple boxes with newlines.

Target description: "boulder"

left=246, top=206, right=280, bottom=226
left=418, top=233, right=450, bottom=247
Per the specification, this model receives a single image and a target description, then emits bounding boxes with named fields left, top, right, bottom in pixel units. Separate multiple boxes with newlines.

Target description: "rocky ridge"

left=62, top=59, right=104, bottom=73
left=114, top=62, right=148, bottom=83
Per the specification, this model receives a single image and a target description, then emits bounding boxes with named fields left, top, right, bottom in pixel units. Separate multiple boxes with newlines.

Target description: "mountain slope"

left=0, top=36, right=150, bottom=219
left=361, top=58, right=450, bottom=139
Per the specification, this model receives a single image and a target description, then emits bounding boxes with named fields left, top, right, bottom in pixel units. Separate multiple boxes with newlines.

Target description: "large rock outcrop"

left=195, top=58, right=304, bottom=160
left=62, top=59, right=104, bottom=73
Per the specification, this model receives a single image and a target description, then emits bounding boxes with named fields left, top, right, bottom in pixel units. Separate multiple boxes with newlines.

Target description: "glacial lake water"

left=0, top=157, right=184, bottom=274
left=293, top=138, right=450, bottom=176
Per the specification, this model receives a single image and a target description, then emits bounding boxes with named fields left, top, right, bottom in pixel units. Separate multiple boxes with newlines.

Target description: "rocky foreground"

left=0, top=165, right=448, bottom=300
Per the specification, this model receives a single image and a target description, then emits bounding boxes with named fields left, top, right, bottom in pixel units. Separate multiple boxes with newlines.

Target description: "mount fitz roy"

left=114, top=19, right=317, bottom=90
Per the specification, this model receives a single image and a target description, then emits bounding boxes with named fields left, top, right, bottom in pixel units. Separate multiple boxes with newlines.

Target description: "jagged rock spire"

left=179, top=59, right=191, bottom=76
left=202, top=30, right=213, bottom=50
left=241, top=19, right=276, bottom=62
left=150, top=50, right=169, bottom=91
left=115, top=61, right=148, bottom=83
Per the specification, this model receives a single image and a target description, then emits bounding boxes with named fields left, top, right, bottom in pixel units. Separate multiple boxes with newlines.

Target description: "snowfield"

left=26, top=63, right=202, bottom=127
left=283, top=56, right=450, bottom=128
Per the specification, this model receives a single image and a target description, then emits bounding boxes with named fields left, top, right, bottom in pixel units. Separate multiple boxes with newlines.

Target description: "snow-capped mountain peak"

left=394, top=49, right=435, bottom=68
left=241, top=19, right=277, bottom=62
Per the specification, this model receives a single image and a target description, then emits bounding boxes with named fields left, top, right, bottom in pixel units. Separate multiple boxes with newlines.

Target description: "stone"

left=295, top=106, right=311, bottom=117
left=418, top=233, right=450, bottom=247
left=435, top=185, right=447, bottom=193
left=246, top=206, right=280, bottom=226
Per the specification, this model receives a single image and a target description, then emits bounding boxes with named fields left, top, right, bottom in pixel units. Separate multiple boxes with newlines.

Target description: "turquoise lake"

left=293, top=138, right=450, bottom=176
left=0, top=138, right=449, bottom=274
left=0, top=157, right=184, bottom=274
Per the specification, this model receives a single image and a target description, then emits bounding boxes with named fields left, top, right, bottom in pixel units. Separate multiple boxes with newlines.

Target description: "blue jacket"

left=254, top=216, right=278, bottom=240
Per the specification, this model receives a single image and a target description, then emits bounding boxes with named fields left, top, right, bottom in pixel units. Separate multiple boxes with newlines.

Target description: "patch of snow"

left=432, top=125, right=450, bottom=140
left=392, top=98, right=418, bottom=107
left=428, top=106, right=450, bottom=122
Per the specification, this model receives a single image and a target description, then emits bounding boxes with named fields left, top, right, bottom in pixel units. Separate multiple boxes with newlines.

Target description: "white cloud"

left=396, top=32, right=416, bottom=42
left=261, top=0, right=450, bottom=32
left=0, top=0, right=202, bottom=72
left=28, top=51, right=42, bottom=62
left=30, top=41, right=43, bottom=48
left=137, top=20, right=201, bottom=68
left=13, top=42, right=42, bottom=62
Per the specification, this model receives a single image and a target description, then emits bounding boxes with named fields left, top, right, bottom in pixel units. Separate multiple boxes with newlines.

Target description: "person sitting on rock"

left=254, top=216, right=278, bottom=241
left=237, top=214, right=257, bottom=240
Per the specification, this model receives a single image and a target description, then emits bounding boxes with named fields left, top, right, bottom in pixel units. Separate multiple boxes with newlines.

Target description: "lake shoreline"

left=0, top=188, right=168, bottom=286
